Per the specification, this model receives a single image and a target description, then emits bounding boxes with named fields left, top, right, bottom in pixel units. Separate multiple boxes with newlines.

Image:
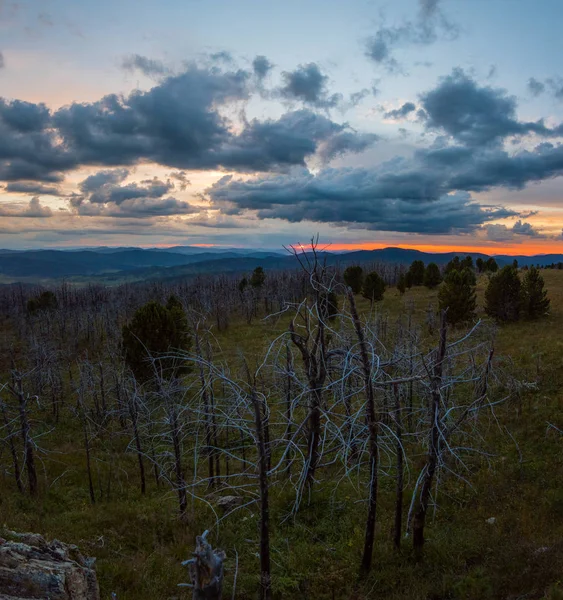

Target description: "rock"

left=485, top=517, right=496, bottom=525
left=0, top=531, right=100, bottom=600
left=216, top=495, right=243, bottom=512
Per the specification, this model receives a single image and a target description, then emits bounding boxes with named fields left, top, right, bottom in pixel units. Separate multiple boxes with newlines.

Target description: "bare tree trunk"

left=1, top=402, right=23, bottom=493
left=412, top=311, right=447, bottom=557
left=249, top=380, right=271, bottom=600
left=393, top=383, right=404, bottom=551
left=13, top=373, right=38, bottom=497
left=170, top=403, right=187, bottom=517
left=128, top=390, right=146, bottom=495
left=348, top=292, right=379, bottom=577
left=285, top=344, right=293, bottom=475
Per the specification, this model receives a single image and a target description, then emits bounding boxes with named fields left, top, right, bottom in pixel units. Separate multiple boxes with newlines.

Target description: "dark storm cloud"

left=252, top=55, right=273, bottom=80
left=206, top=132, right=563, bottom=234
left=365, top=0, right=459, bottom=72
left=0, top=63, right=372, bottom=183
left=122, top=54, right=169, bottom=77
left=278, top=63, right=342, bottom=109
left=527, top=77, right=545, bottom=97
left=384, top=102, right=416, bottom=120
left=421, top=70, right=562, bottom=146
left=5, top=181, right=62, bottom=195
left=208, top=168, right=509, bottom=235
left=214, top=110, right=376, bottom=170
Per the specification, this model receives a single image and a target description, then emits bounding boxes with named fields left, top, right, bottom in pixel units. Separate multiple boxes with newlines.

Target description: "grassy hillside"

left=1, top=271, right=563, bottom=599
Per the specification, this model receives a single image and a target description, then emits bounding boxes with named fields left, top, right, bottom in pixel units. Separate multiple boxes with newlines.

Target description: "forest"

left=0, top=241, right=561, bottom=600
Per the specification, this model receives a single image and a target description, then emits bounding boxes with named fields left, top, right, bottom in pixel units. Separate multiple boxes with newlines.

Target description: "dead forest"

left=0, top=244, right=528, bottom=599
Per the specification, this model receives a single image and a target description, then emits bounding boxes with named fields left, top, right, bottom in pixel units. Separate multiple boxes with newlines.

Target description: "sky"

left=1, top=0, right=563, bottom=253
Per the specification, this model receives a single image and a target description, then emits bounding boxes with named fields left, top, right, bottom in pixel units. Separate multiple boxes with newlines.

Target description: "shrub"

left=438, top=268, right=476, bottom=325
left=122, top=297, right=191, bottom=381
left=521, top=266, right=550, bottom=318
left=362, top=272, right=386, bottom=304
left=27, top=290, right=58, bottom=313
left=343, top=266, right=364, bottom=294
left=424, top=262, right=442, bottom=289
left=485, top=266, right=521, bottom=322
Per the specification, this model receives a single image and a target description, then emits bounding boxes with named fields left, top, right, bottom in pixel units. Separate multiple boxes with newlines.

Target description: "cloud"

left=421, top=69, right=562, bottom=146
left=383, top=102, right=416, bottom=120
left=74, top=172, right=196, bottom=218
left=365, top=1, right=459, bottom=72
left=528, top=77, right=545, bottom=97
left=122, top=54, right=169, bottom=77
left=252, top=55, right=273, bottom=80
left=0, top=197, right=53, bottom=218
left=0, top=62, right=371, bottom=183
left=484, top=220, right=543, bottom=241
left=0, top=52, right=4, bottom=69
left=279, top=63, right=342, bottom=109
left=168, top=171, right=191, bottom=190
left=207, top=167, right=513, bottom=235
left=79, top=168, right=130, bottom=193
left=5, top=182, right=62, bottom=195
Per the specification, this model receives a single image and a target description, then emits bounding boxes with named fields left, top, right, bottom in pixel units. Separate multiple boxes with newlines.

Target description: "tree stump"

left=182, top=530, right=225, bottom=600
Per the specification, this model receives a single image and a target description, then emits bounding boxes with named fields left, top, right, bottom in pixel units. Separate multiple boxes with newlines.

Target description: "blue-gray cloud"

left=0, top=52, right=4, bottom=69
left=5, top=182, right=62, bottom=195
left=421, top=69, right=562, bottom=146
left=74, top=172, right=196, bottom=218
left=252, top=55, right=273, bottom=80
left=0, top=63, right=371, bottom=182
left=122, top=54, right=169, bottom=77
left=365, top=0, right=459, bottom=72
left=528, top=77, right=545, bottom=97
left=384, top=102, right=416, bottom=119
left=279, top=63, right=342, bottom=109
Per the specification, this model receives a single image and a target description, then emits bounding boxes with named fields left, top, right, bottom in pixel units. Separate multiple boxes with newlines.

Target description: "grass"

left=2, top=271, right=563, bottom=599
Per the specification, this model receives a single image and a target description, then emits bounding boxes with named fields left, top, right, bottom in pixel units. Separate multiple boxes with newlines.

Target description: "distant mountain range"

left=0, top=246, right=561, bottom=284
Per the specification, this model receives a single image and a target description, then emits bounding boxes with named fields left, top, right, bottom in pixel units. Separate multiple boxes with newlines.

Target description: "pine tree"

left=423, top=263, right=442, bottom=289
left=444, top=256, right=461, bottom=274
left=485, top=266, right=521, bottom=322
left=485, top=257, right=498, bottom=273
left=397, top=273, right=407, bottom=295
left=343, top=266, right=364, bottom=294
left=476, top=257, right=485, bottom=273
left=250, top=266, right=266, bottom=288
left=362, top=272, right=386, bottom=305
left=408, top=260, right=425, bottom=286
left=122, top=300, right=191, bottom=381
left=521, top=266, right=550, bottom=318
left=437, top=268, right=476, bottom=325
left=27, top=290, right=58, bottom=313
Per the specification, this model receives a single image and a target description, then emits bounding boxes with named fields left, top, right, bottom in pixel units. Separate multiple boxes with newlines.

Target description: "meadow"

left=1, top=269, right=563, bottom=600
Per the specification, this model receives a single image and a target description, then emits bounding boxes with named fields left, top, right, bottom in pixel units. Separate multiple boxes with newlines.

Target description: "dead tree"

left=348, top=291, right=380, bottom=576
left=182, top=530, right=226, bottom=600
left=411, top=310, right=447, bottom=556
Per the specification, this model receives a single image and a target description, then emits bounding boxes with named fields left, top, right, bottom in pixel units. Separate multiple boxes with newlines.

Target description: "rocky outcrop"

left=0, top=530, right=100, bottom=600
